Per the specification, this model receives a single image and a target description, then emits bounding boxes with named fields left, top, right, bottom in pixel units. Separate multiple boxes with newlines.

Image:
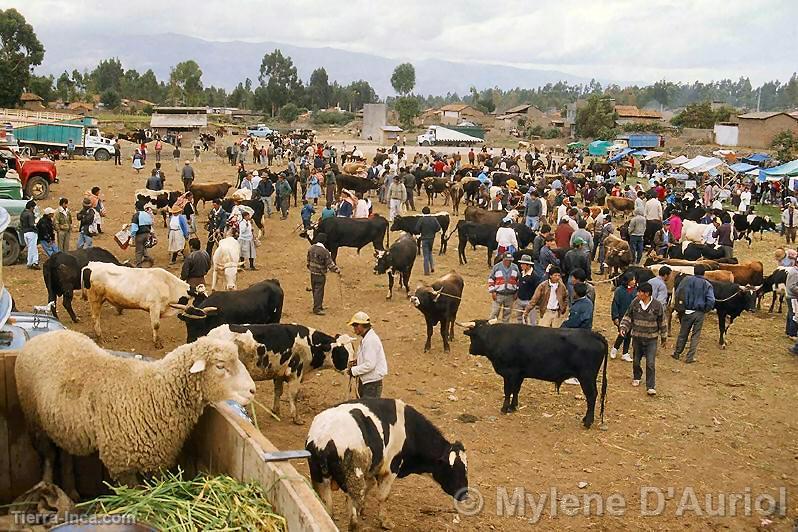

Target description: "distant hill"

left=36, top=32, right=593, bottom=98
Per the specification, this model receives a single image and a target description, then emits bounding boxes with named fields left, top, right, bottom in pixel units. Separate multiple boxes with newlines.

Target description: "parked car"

left=0, top=145, right=58, bottom=200
left=0, top=185, right=34, bottom=265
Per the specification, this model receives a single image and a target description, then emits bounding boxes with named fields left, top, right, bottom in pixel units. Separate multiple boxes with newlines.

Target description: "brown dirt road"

left=7, top=142, right=797, bottom=531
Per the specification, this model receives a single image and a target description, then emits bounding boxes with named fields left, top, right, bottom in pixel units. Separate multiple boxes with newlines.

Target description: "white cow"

left=681, top=220, right=713, bottom=243
left=81, top=262, right=200, bottom=347
left=211, top=237, right=241, bottom=291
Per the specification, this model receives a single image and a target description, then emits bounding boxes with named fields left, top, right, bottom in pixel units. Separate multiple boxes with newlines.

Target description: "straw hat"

left=170, top=204, right=183, bottom=215
left=43, top=207, right=55, bottom=215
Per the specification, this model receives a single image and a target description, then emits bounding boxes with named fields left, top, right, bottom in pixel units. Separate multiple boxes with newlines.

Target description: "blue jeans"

left=421, top=239, right=434, bottom=274
left=788, top=298, right=798, bottom=337
left=525, top=215, right=539, bottom=230
left=41, top=240, right=59, bottom=257
left=77, top=233, right=93, bottom=249
left=630, top=235, right=644, bottom=264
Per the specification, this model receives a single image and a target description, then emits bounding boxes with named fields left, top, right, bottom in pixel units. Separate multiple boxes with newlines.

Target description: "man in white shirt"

left=703, top=218, right=720, bottom=245
left=644, top=195, right=662, bottom=221
left=346, top=312, right=388, bottom=398
left=495, top=218, right=519, bottom=257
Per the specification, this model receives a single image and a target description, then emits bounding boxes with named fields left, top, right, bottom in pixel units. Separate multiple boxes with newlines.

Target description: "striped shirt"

left=619, top=297, right=667, bottom=341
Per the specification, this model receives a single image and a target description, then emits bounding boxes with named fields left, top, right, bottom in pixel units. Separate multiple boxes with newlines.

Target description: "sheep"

left=14, top=329, right=256, bottom=496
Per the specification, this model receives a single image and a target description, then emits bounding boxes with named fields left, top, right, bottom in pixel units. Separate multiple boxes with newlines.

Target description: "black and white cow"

left=305, top=398, right=468, bottom=530
left=208, top=323, right=355, bottom=424
left=756, top=267, right=787, bottom=313
left=374, top=232, right=417, bottom=299
left=732, top=213, right=777, bottom=245
left=668, top=241, right=725, bottom=261
left=411, top=272, right=464, bottom=352
left=178, top=280, right=284, bottom=342
left=461, top=320, right=608, bottom=428
left=390, top=212, right=451, bottom=254
left=303, top=215, right=388, bottom=261
left=134, top=189, right=181, bottom=226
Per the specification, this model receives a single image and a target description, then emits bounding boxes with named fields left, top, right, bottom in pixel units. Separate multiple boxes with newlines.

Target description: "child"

left=301, top=199, right=315, bottom=229
left=238, top=210, right=257, bottom=270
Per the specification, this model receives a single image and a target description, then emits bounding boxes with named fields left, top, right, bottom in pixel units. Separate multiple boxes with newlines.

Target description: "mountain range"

left=36, top=32, right=595, bottom=98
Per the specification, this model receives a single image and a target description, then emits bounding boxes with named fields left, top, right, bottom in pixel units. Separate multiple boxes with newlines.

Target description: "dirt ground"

left=7, top=140, right=798, bottom=531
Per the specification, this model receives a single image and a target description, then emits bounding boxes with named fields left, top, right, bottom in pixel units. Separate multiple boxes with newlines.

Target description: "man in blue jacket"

left=561, top=283, right=594, bottom=329
left=672, top=265, right=716, bottom=363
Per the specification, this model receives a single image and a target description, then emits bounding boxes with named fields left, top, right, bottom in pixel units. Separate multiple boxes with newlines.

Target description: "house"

left=416, top=108, right=442, bottom=126
left=67, top=101, right=95, bottom=115
left=20, top=92, right=45, bottom=111
left=380, top=125, right=403, bottom=144
left=614, top=105, right=663, bottom=125
left=438, top=103, right=486, bottom=126
left=149, top=106, right=208, bottom=141
left=494, top=104, right=549, bottom=133
left=736, top=111, right=798, bottom=149
left=565, top=99, right=588, bottom=138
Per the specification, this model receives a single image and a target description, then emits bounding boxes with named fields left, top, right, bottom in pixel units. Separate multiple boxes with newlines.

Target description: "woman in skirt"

left=167, top=204, right=189, bottom=264
left=238, top=208, right=257, bottom=270
left=306, top=170, right=322, bottom=204
left=132, top=149, right=144, bottom=173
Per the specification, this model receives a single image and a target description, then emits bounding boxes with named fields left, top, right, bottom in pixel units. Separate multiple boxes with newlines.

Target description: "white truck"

left=246, top=124, right=276, bottom=138
left=1, top=110, right=116, bottom=161
left=416, top=125, right=484, bottom=147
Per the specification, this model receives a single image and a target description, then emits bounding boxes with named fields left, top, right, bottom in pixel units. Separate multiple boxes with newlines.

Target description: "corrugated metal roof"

left=150, top=114, right=208, bottom=128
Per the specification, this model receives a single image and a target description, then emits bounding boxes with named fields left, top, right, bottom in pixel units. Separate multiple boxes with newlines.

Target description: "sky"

left=7, top=0, right=798, bottom=85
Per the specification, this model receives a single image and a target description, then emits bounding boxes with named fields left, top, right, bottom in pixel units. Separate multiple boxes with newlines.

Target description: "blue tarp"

left=729, top=162, right=758, bottom=174
left=759, top=159, right=798, bottom=181
left=608, top=148, right=634, bottom=163
left=742, top=153, right=771, bottom=165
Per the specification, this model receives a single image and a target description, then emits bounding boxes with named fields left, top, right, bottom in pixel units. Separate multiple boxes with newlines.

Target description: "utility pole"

left=757, top=87, right=761, bottom=112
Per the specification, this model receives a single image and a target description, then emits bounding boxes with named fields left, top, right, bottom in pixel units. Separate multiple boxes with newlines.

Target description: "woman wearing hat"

left=238, top=208, right=257, bottom=270
left=167, top=204, right=190, bottom=264
left=76, top=197, right=98, bottom=250
left=132, top=148, right=144, bottom=173
left=36, top=207, right=59, bottom=257
left=346, top=311, right=388, bottom=398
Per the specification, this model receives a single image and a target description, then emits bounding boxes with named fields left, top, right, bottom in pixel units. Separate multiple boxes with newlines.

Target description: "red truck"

left=0, top=145, right=58, bottom=200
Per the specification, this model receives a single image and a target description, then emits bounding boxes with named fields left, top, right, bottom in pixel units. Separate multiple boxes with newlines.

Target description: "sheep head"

left=186, top=337, right=256, bottom=406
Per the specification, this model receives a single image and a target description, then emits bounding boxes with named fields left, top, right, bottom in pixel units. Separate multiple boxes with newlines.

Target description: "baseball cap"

left=348, top=311, right=371, bottom=326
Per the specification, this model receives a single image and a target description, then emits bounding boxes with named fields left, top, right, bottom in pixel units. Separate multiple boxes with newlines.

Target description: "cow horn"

left=178, top=311, right=206, bottom=320
left=454, top=321, right=475, bottom=328
left=170, top=303, right=189, bottom=310
left=202, top=306, right=219, bottom=314
left=487, top=318, right=499, bottom=325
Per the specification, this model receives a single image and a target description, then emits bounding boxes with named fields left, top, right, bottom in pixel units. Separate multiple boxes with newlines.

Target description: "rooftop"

left=738, top=111, right=798, bottom=120
left=614, top=105, right=662, bottom=119
left=150, top=114, right=208, bottom=128
left=20, top=92, right=43, bottom=102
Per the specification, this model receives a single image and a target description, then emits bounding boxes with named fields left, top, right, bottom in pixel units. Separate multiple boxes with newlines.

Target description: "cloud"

left=6, top=0, right=797, bottom=84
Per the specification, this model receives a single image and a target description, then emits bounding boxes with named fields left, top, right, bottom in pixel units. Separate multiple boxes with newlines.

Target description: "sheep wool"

left=15, top=329, right=255, bottom=484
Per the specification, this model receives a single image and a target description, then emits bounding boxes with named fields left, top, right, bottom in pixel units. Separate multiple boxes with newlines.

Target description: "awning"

left=588, top=140, right=613, bottom=156
left=760, top=159, right=798, bottom=178
left=742, top=153, right=770, bottom=165
left=608, top=148, right=634, bottom=163
left=667, top=155, right=689, bottom=166
left=567, top=141, right=584, bottom=148
left=634, top=150, right=664, bottom=160
left=729, top=162, right=758, bottom=174
left=681, top=156, right=723, bottom=173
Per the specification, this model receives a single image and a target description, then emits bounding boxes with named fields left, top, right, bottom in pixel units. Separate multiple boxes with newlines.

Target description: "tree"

left=575, top=95, right=617, bottom=138
left=671, top=102, right=716, bottom=129
left=28, top=74, right=54, bottom=104
left=394, top=96, right=420, bottom=129
left=90, top=58, right=124, bottom=94
left=101, top=89, right=121, bottom=109
left=169, top=60, right=203, bottom=105
left=258, top=49, right=301, bottom=116
left=391, top=63, right=415, bottom=95
left=56, top=71, right=74, bottom=103
left=308, top=67, right=331, bottom=109
left=137, top=69, right=163, bottom=103
left=279, top=102, right=300, bottom=122
left=470, top=87, right=496, bottom=113
left=0, top=8, right=45, bottom=107
left=771, top=130, right=798, bottom=162
left=334, top=80, right=378, bottom=111
left=228, top=79, right=254, bottom=109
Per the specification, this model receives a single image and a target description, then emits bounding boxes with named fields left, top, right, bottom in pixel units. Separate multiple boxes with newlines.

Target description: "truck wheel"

left=24, top=145, right=37, bottom=156
left=3, top=231, right=20, bottom=266
left=422, top=140, right=430, bottom=146
left=25, top=176, right=49, bottom=200
left=94, top=149, right=111, bottom=161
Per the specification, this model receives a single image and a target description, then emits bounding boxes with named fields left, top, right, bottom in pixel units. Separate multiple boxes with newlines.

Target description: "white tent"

left=667, top=155, right=689, bottom=166
left=681, top=155, right=723, bottom=173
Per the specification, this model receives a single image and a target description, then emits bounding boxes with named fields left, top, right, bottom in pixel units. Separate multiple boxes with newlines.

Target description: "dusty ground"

left=7, top=141, right=798, bottom=531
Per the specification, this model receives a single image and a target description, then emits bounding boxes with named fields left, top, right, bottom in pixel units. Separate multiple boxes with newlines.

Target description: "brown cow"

left=605, top=196, right=635, bottom=218
left=603, top=234, right=632, bottom=276
left=589, top=206, right=603, bottom=219
left=190, top=182, right=233, bottom=209
left=704, top=270, right=735, bottom=283
left=463, top=206, right=519, bottom=226
left=423, top=177, right=451, bottom=206
left=448, top=182, right=464, bottom=216
left=717, top=260, right=764, bottom=286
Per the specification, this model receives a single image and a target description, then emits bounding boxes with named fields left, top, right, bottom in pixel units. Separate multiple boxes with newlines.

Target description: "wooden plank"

left=5, top=354, right=40, bottom=500
left=191, top=406, right=245, bottom=479
left=0, top=353, right=10, bottom=503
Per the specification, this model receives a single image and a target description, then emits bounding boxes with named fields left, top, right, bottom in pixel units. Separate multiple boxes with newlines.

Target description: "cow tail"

left=80, top=266, right=92, bottom=300
left=43, top=261, right=56, bottom=304
left=599, top=333, right=609, bottom=425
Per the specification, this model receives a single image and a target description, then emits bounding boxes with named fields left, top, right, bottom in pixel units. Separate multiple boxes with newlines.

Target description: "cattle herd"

left=12, top=143, right=796, bottom=530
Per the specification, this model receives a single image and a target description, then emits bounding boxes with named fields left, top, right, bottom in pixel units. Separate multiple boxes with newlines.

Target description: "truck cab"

left=417, top=127, right=437, bottom=146
left=84, top=126, right=116, bottom=161
left=0, top=146, right=57, bottom=200
left=247, top=124, right=275, bottom=138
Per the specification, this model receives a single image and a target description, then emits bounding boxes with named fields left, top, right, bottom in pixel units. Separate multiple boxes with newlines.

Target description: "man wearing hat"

left=307, top=233, right=341, bottom=315
left=516, top=254, right=541, bottom=325
left=346, top=312, right=388, bottom=398
left=238, top=208, right=257, bottom=270
left=181, top=161, right=195, bottom=192
left=488, top=252, right=520, bottom=323
left=76, top=197, right=98, bottom=250
left=276, top=174, right=292, bottom=220
left=386, top=174, right=407, bottom=221
left=36, top=207, right=59, bottom=257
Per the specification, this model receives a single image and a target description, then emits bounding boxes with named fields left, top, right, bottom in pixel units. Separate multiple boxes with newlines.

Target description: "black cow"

left=221, top=198, right=265, bottom=235
left=456, top=220, right=497, bottom=266
left=460, top=177, right=481, bottom=205
left=135, top=190, right=181, bottom=226
left=374, top=232, right=417, bottom=299
left=411, top=272, right=464, bottom=352
left=178, top=280, right=284, bottom=342
left=214, top=323, right=354, bottom=424
left=43, top=247, right=122, bottom=322
left=423, top=177, right=451, bottom=206
left=673, top=276, right=756, bottom=348
left=304, top=215, right=388, bottom=261
left=732, top=213, right=777, bottom=245
left=615, top=265, right=655, bottom=287
left=756, top=268, right=787, bottom=312
left=306, top=398, right=468, bottom=531
left=336, top=174, right=380, bottom=196
left=461, top=321, right=608, bottom=428
left=390, top=213, right=450, bottom=254
left=668, top=242, right=725, bottom=261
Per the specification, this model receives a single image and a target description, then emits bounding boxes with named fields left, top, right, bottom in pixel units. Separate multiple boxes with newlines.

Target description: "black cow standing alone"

left=43, top=247, right=122, bottom=322
left=411, top=271, right=464, bottom=352
left=374, top=232, right=417, bottom=299
left=306, top=398, right=468, bottom=531
left=390, top=213, right=451, bottom=254
left=304, top=215, right=388, bottom=261
left=178, top=280, right=284, bottom=342
left=461, top=320, right=608, bottom=427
